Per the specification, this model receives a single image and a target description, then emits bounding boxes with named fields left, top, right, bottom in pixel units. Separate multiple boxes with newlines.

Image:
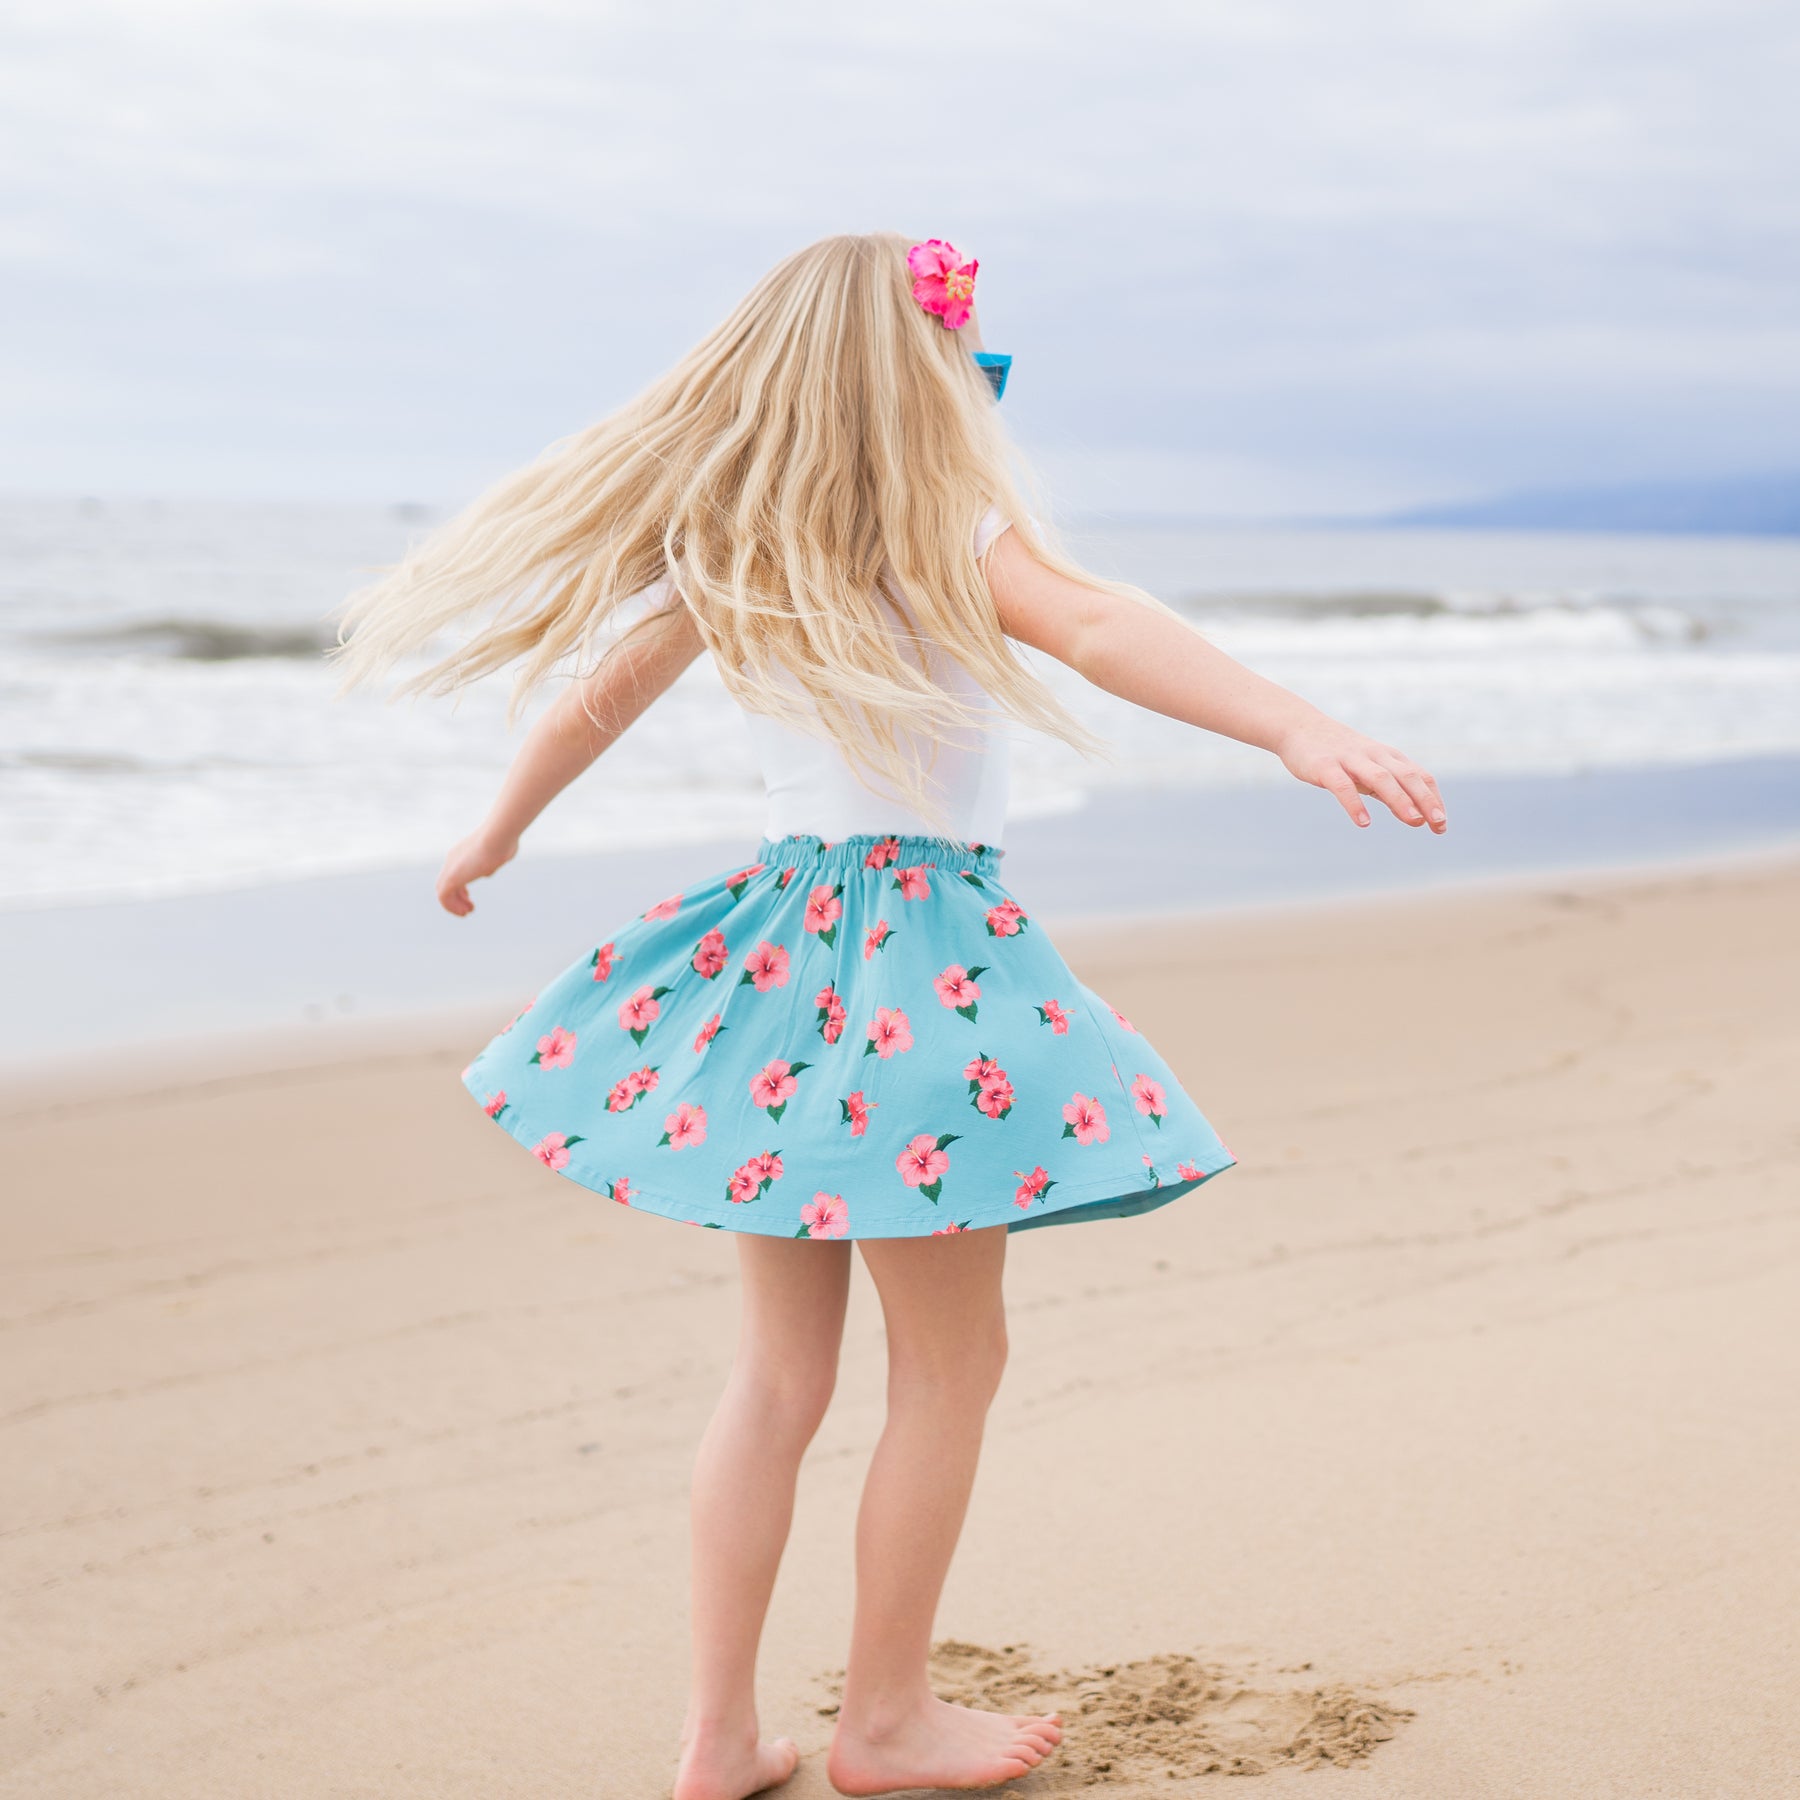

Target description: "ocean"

left=4, top=496, right=1800, bottom=911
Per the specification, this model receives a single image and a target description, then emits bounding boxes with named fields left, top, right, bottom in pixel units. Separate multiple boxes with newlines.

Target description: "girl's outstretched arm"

left=985, top=530, right=1447, bottom=833
left=436, top=606, right=706, bottom=915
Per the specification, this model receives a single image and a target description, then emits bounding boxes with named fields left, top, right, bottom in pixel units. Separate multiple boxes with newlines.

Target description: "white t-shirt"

left=632, top=505, right=1016, bottom=845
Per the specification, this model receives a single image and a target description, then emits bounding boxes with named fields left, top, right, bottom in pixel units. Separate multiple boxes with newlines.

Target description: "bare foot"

left=672, top=1725, right=800, bottom=1800
left=827, top=1696, right=1062, bottom=1795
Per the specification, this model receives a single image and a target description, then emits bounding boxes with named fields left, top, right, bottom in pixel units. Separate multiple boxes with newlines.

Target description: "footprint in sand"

left=817, top=1639, right=1412, bottom=1785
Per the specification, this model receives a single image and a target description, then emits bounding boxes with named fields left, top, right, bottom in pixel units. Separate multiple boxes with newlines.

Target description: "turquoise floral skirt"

left=461, top=832, right=1236, bottom=1239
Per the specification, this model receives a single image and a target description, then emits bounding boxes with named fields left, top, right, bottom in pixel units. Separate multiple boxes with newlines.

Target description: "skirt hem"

left=462, top=1070, right=1237, bottom=1239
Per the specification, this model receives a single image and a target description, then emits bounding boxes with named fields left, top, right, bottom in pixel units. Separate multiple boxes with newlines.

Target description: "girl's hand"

left=437, top=827, right=520, bottom=916
left=1276, top=719, right=1448, bottom=832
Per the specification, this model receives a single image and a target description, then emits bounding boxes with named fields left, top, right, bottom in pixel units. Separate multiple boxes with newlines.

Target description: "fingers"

left=1362, top=754, right=1448, bottom=831
left=1319, top=766, right=1371, bottom=827
left=1351, top=759, right=1426, bottom=827
left=1318, top=753, right=1448, bottom=831
left=437, top=872, right=474, bottom=916
left=1373, top=750, right=1447, bottom=829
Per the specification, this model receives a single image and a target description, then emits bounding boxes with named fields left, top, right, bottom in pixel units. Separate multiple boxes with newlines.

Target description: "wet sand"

left=3, top=849, right=1798, bottom=1797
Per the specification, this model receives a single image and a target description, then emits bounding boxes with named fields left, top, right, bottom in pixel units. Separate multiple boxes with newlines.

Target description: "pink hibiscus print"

left=1109, top=1004, right=1138, bottom=1033
left=607, top=1176, right=633, bottom=1206
left=864, top=920, right=894, bottom=960
left=798, top=1192, right=849, bottom=1239
left=933, top=962, right=989, bottom=1022
left=865, top=1006, right=914, bottom=1059
left=814, top=983, right=847, bottom=1044
left=618, top=983, right=671, bottom=1047
left=605, top=1066, right=659, bottom=1113
left=482, top=1089, right=508, bottom=1118
left=691, top=928, right=729, bottom=980
left=643, top=893, right=683, bottom=922
left=1036, top=999, right=1071, bottom=1035
left=1130, top=1073, right=1167, bottom=1127
left=907, top=238, right=979, bottom=330
left=777, top=865, right=799, bottom=890
left=804, top=883, right=845, bottom=946
left=726, top=1151, right=785, bottom=1206
left=931, top=1221, right=972, bottom=1235
left=984, top=899, right=1029, bottom=938
left=532, top=1130, right=583, bottom=1170
left=658, top=1102, right=708, bottom=1150
left=725, top=863, right=765, bottom=900
left=1061, top=1093, right=1110, bottom=1145
left=740, top=940, right=791, bottom=992
left=1177, top=1160, right=1204, bottom=1181
left=896, top=1131, right=960, bottom=1202
left=893, top=865, right=932, bottom=901
left=962, top=1053, right=1015, bottom=1120
left=840, top=1090, right=877, bottom=1137
left=694, top=1012, right=724, bottom=1054
left=589, top=942, right=617, bottom=982
left=530, top=1025, right=576, bottom=1070
left=974, top=1080, right=1015, bottom=1121
left=864, top=835, right=902, bottom=869
left=749, top=1056, right=811, bottom=1121
left=1013, top=1164, right=1056, bottom=1209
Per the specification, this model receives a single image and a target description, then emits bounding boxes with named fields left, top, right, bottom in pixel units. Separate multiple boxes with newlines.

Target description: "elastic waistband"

left=756, top=831, right=1004, bottom=878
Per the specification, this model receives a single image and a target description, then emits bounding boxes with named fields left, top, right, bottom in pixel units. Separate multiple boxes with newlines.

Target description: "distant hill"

left=1380, top=474, right=1800, bottom=537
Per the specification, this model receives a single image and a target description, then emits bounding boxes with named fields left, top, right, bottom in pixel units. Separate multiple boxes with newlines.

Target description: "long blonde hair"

left=329, top=229, right=1175, bottom=827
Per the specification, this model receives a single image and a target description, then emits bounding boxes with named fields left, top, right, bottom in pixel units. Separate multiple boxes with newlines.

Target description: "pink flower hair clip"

left=907, top=239, right=978, bottom=329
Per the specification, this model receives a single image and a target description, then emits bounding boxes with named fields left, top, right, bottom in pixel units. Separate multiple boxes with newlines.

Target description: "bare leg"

left=826, top=1226, right=1061, bottom=1795
left=674, top=1234, right=852, bottom=1800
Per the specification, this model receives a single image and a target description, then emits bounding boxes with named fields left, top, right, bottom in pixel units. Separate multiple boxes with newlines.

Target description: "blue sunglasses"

left=972, top=351, right=1012, bottom=401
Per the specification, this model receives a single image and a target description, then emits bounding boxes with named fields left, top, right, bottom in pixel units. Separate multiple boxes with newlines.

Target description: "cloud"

left=3, top=0, right=1797, bottom=510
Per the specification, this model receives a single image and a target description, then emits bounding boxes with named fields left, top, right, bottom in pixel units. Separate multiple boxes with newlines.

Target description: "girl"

left=332, top=231, right=1446, bottom=1799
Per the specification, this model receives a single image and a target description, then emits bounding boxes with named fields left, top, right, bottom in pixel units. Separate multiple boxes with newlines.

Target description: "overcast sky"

left=4, top=0, right=1797, bottom=517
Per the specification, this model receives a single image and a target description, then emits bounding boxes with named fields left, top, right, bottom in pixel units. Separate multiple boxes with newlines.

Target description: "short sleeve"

left=973, top=504, right=1013, bottom=558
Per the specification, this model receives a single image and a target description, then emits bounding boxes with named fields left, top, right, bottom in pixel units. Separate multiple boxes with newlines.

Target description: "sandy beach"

left=4, top=848, right=1798, bottom=1798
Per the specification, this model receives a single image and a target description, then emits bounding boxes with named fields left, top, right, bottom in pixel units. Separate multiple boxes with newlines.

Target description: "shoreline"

left=14, top=820, right=1800, bottom=1101
left=10, top=826, right=1799, bottom=1111
left=4, top=748, right=1798, bottom=1092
